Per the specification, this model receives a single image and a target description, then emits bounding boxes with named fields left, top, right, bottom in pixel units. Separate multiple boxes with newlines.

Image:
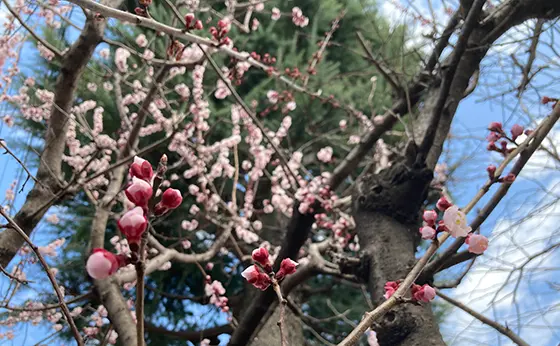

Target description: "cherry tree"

left=0, top=0, right=559, bottom=345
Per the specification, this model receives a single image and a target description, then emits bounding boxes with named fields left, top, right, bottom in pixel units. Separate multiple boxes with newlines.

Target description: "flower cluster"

left=204, top=278, right=229, bottom=312
left=241, top=247, right=298, bottom=290
left=486, top=121, right=532, bottom=155
left=86, top=156, right=183, bottom=279
left=209, top=19, right=231, bottom=46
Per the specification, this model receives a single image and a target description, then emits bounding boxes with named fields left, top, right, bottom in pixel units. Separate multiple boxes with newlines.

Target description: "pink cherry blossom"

left=383, top=281, right=399, bottom=299
left=317, top=146, right=333, bottom=163
left=466, top=234, right=489, bottom=254
left=291, top=7, right=309, bottom=27
left=267, top=90, right=279, bottom=104
left=419, top=226, right=436, bottom=240
left=422, top=210, right=437, bottom=226
left=86, top=249, right=125, bottom=279
left=442, top=205, right=471, bottom=238
left=271, top=7, right=281, bottom=20
left=125, top=177, right=153, bottom=207
left=411, top=284, right=436, bottom=302
left=117, top=207, right=147, bottom=245
left=136, top=34, right=148, bottom=48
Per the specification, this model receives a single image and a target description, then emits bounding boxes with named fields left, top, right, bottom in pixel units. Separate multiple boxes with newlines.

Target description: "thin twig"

left=436, top=290, right=530, bottom=346
left=0, top=209, right=84, bottom=346
left=272, top=279, right=288, bottom=346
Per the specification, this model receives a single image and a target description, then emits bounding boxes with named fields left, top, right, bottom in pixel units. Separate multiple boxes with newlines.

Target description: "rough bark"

left=354, top=159, right=445, bottom=346
left=0, top=11, right=114, bottom=268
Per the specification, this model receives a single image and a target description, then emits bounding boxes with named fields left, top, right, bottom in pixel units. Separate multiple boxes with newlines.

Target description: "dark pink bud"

left=487, top=165, right=496, bottom=179
left=488, top=122, right=503, bottom=133
left=541, top=96, right=552, bottom=104
left=86, top=248, right=127, bottom=279
left=384, top=281, right=400, bottom=299
left=194, top=20, right=203, bottom=30
left=487, top=141, right=497, bottom=151
left=184, top=13, right=195, bottom=26
left=125, top=177, right=153, bottom=207
left=217, top=19, right=227, bottom=29
left=486, top=131, right=501, bottom=142
left=129, top=156, right=153, bottom=181
left=251, top=247, right=270, bottom=268
left=510, top=124, right=524, bottom=140
left=117, top=207, right=147, bottom=245
left=524, top=129, right=533, bottom=136
left=411, top=284, right=436, bottom=302
left=160, top=188, right=183, bottom=209
left=275, top=258, right=298, bottom=280
left=436, top=196, right=452, bottom=211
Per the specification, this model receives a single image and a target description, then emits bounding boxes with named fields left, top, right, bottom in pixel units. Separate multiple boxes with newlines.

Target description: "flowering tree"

left=0, top=0, right=560, bottom=345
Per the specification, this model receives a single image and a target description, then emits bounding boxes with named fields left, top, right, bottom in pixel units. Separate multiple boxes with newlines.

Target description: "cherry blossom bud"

left=466, top=234, right=489, bottom=254
left=339, top=119, right=347, bottom=130
left=487, top=164, right=496, bottom=179
left=411, top=284, right=436, bottom=302
left=487, top=131, right=501, bottom=142
left=510, top=124, right=524, bottom=140
left=501, top=173, right=516, bottom=183
left=194, top=20, right=203, bottom=30
left=129, top=156, right=153, bottom=182
left=541, top=96, right=552, bottom=104
left=160, top=188, right=183, bottom=209
left=383, top=281, right=399, bottom=299
left=488, top=121, right=503, bottom=133
left=86, top=249, right=126, bottom=279
left=422, top=210, right=437, bottom=226
left=487, top=141, right=497, bottom=151
left=436, top=196, right=452, bottom=211
left=275, top=258, right=298, bottom=280
left=117, top=207, right=147, bottom=245
left=442, top=205, right=471, bottom=238
left=184, top=13, right=195, bottom=26
left=241, top=265, right=271, bottom=290
left=125, top=177, right=153, bottom=207
left=251, top=247, right=270, bottom=268
left=419, top=226, right=436, bottom=240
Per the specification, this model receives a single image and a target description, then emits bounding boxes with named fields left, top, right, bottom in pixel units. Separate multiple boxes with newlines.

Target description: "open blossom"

left=242, top=265, right=272, bottom=290
left=115, top=47, right=131, bottom=72
left=384, top=281, right=399, bottom=299
left=419, top=226, right=436, bottom=240
left=86, top=249, right=126, bottom=279
left=443, top=205, right=471, bottom=238
left=117, top=207, right=147, bottom=245
left=136, top=34, right=148, bottom=48
left=466, top=234, right=489, bottom=254
left=317, top=146, right=333, bottom=163
left=275, top=258, right=298, bottom=280
left=267, top=90, right=279, bottom=104
left=129, top=156, right=153, bottom=182
left=411, top=284, right=436, bottom=302
left=271, top=7, right=281, bottom=20
left=291, top=7, right=309, bottom=27
left=125, top=177, right=153, bottom=207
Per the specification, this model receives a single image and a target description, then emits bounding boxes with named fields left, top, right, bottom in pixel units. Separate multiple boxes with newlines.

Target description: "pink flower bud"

left=419, top=226, right=436, bottom=240
left=129, top=156, right=153, bottom=182
left=251, top=247, right=270, bottom=268
left=502, top=173, right=516, bottom=183
left=487, top=164, right=496, bottom=179
left=194, top=20, right=203, bottom=30
left=241, top=265, right=271, bottom=291
left=487, top=141, right=497, bottom=151
left=411, top=284, right=436, bottom=302
left=436, top=196, right=452, bottom=211
left=510, top=124, right=524, bottom=140
left=486, top=131, right=501, bottom=142
left=86, top=249, right=126, bottom=279
left=275, top=258, right=298, bottom=280
left=466, top=234, right=489, bottom=254
left=125, top=177, right=153, bottom=207
left=422, top=210, right=437, bottom=226
left=184, top=13, right=195, bottom=26
left=488, top=121, right=503, bottom=133
left=160, top=188, right=183, bottom=209
left=117, top=207, right=147, bottom=245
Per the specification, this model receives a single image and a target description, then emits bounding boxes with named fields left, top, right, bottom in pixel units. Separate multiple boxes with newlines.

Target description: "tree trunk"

left=354, top=161, right=446, bottom=346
